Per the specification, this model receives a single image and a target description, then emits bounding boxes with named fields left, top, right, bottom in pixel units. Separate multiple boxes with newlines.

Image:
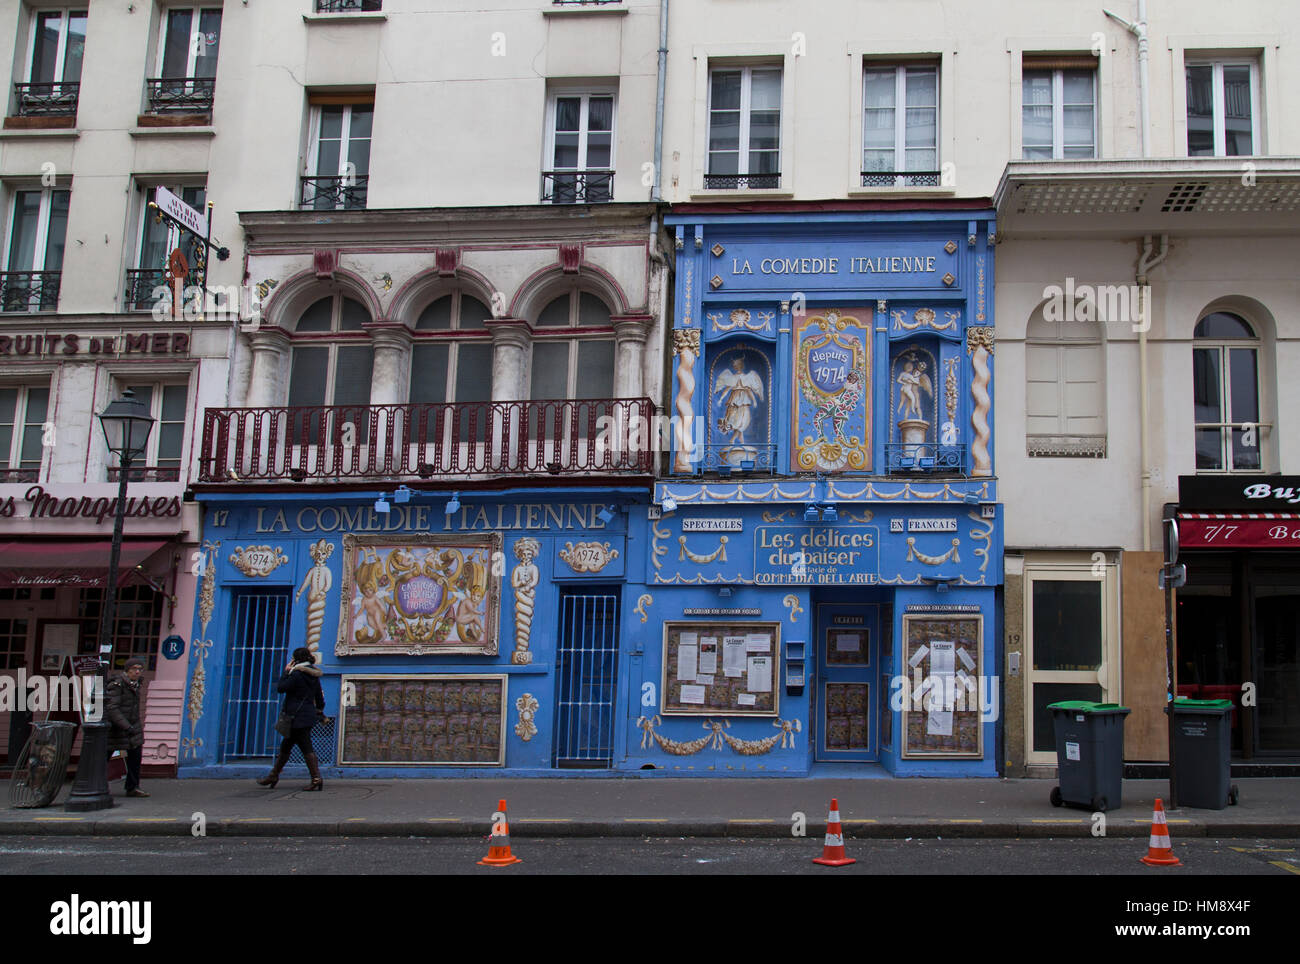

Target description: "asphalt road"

left=1, top=835, right=1297, bottom=875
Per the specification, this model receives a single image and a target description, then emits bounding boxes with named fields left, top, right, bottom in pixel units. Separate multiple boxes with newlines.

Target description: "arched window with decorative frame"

left=408, top=288, right=494, bottom=445
left=286, top=292, right=373, bottom=444
left=1193, top=310, right=1264, bottom=472
left=528, top=289, right=615, bottom=400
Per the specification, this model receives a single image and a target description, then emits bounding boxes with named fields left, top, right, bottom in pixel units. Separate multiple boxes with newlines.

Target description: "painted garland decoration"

left=636, top=716, right=803, bottom=756
left=184, top=638, right=213, bottom=759
left=198, top=540, right=219, bottom=636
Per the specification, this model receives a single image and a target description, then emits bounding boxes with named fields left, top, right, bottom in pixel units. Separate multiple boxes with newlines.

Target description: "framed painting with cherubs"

left=336, top=533, right=502, bottom=656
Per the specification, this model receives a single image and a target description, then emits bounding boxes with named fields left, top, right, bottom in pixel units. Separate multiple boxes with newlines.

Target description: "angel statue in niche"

left=713, top=355, right=765, bottom=445
left=896, top=358, right=932, bottom=421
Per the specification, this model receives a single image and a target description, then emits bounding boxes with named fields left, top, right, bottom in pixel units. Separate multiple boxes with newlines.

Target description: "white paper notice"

left=723, top=637, right=746, bottom=677
left=697, top=675, right=715, bottom=687
left=834, top=632, right=861, bottom=652
left=745, top=632, right=771, bottom=653
left=680, top=684, right=706, bottom=705
left=927, top=641, right=956, bottom=736
left=737, top=693, right=757, bottom=707
left=677, top=642, right=698, bottom=682
left=747, top=655, right=772, bottom=692
left=908, top=644, right=929, bottom=668
left=699, top=638, right=719, bottom=676
left=957, top=646, right=975, bottom=671
left=680, top=632, right=699, bottom=649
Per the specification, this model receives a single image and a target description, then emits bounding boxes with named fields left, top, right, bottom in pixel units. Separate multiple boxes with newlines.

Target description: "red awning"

left=0, top=540, right=172, bottom=588
left=1177, top=513, right=1300, bottom=549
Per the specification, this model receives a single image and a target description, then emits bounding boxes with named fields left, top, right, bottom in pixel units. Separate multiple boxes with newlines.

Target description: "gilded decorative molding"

left=634, top=593, right=653, bottom=623
left=511, top=538, right=540, bottom=665
left=967, top=327, right=995, bottom=477
left=967, top=510, right=994, bottom=574
left=944, top=357, right=959, bottom=425
left=228, top=545, right=290, bottom=577
left=682, top=262, right=693, bottom=326
left=184, top=638, right=213, bottom=759
left=906, top=537, right=961, bottom=566
left=783, top=594, right=804, bottom=623
left=710, top=308, right=769, bottom=333
left=966, top=327, right=995, bottom=355
left=891, top=307, right=958, bottom=333
left=635, top=716, right=802, bottom=756
left=294, top=538, right=334, bottom=657
left=514, top=693, right=539, bottom=742
left=558, top=540, right=619, bottom=573
left=976, top=255, right=986, bottom=322
left=841, top=510, right=874, bottom=523
left=678, top=535, right=728, bottom=564
left=198, top=540, right=219, bottom=636
left=761, top=509, right=797, bottom=522
left=672, top=329, right=701, bottom=473
left=650, top=521, right=670, bottom=570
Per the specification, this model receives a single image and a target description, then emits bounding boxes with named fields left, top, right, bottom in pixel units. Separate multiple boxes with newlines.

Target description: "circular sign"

left=161, top=635, right=186, bottom=660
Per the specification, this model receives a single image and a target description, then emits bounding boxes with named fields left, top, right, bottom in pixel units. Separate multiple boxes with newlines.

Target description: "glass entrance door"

left=814, top=600, right=879, bottom=762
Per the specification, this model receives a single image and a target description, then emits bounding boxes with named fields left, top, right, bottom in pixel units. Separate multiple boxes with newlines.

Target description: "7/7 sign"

left=1179, top=518, right=1300, bottom=548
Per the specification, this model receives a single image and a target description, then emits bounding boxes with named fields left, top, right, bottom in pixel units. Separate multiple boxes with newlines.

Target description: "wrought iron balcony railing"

left=0, top=468, right=39, bottom=483
left=0, top=271, right=60, bottom=312
left=13, top=81, right=79, bottom=117
left=885, top=442, right=967, bottom=474
left=124, top=269, right=170, bottom=312
left=300, top=175, right=369, bottom=210
left=108, top=465, right=181, bottom=483
left=145, top=77, right=216, bottom=114
left=698, top=443, right=779, bottom=475
left=316, top=0, right=382, bottom=10
left=861, top=170, right=942, bottom=188
left=703, top=173, right=781, bottom=190
left=198, top=398, right=657, bottom=482
left=541, top=170, right=614, bottom=204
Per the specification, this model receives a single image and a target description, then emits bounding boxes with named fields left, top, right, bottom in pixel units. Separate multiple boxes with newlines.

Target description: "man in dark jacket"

left=105, top=658, right=149, bottom=797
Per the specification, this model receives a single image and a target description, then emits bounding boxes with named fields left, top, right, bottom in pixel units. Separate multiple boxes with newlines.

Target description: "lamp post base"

left=63, top=722, right=116, bottom=812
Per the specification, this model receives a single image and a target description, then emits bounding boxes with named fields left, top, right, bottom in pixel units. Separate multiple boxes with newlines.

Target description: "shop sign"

left=254, top=501, right=610, bottom=534
left=905, top=604, right=981, bottom=613
left=161, top=635, right=185, bottom=660
left=719, top=241, right=952, bottom=291
left=1179, top=517, right=1300, bottom=549
left=681, top=518, right=743, bottom=532
left=1179, top=475, right=1300, bottom=510
left=753, top=525, right=880, bottom=585
left=0, top=332, right=191, bottom=358
left=0, top=486, right=182, bottom=523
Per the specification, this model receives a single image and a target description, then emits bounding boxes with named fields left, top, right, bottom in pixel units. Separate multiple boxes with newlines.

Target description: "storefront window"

left=77, top=585, right=164, bottom=671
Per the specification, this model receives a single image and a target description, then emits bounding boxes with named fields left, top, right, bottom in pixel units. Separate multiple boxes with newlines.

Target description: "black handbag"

left=275, top=695, right=310, bottom=738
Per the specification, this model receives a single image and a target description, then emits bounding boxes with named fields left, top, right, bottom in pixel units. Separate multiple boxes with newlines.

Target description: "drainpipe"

left=1136, top=233, right=1169, bottom=551
left=1104, top=0, right=1150, bottom=157
left=648, top=0, right=670, bottom=265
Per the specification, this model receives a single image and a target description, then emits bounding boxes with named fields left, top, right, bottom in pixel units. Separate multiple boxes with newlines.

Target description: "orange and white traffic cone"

left=1140, top=798, right=1181, bottom=867
left=812, top=797, right=856, bottom=867
left=478, top=798, right=522, bottom=866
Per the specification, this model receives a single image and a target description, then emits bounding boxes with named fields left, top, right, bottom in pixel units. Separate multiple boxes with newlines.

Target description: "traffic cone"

left=812, top=797, right=856, bottom=867
left=478, top=798, right=522, bottom=866
left=1140, top=798, right=1181, bottom=867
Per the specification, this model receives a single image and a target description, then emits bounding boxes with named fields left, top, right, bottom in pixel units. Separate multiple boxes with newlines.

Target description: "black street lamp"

left=65, top=389, right=155, bottom=812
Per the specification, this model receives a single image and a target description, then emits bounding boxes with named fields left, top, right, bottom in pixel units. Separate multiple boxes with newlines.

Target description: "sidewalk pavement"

left=3, top=777, right=1298, bottom=838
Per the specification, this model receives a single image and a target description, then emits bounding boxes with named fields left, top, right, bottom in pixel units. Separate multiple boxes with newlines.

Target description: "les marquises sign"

left=0, top=486, right=182, bottom=523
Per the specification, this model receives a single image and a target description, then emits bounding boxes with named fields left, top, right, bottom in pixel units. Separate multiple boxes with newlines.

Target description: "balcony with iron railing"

left=703, top=173, right=781, bottom=190
left=108, top=465, right=182, bottom=483
left=197, top=397, right=656, bottom=483
left=300, top=175, right=369, bottom=210
left=0, top=468, right=39, bottom=483
left=885, top=441, right=967, bottom=474
left=0, top=272, right=60, bottom=312
left=541, top=170, right=614, bottom=204
left=124, top=269, right=169, bottom=312
left=11, top=81, right=79, bottom=118
left=144, top=77, right=216, bottom=116
left=861, top=171, right=942, bottom=188
left=316, top=0, right=382, bottom=10
left=698, top=443, right=779, bottom=475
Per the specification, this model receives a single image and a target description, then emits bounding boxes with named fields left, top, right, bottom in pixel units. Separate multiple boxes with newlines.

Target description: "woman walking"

left=257, top=647, right=326, bottom=791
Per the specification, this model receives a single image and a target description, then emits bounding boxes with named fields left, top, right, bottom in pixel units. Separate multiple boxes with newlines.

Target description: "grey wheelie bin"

left=1047, top=701, right=1130, bottom=812
left=1168, top=698, right=1239, bottom=809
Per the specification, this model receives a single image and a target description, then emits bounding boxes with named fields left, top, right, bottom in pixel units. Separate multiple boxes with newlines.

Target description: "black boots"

left=257, top=748, right=291, bottom=788
left=303, top=752, right=323, bottom=791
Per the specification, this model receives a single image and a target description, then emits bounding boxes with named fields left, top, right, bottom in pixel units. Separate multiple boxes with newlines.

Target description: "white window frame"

left=3, top=186, right=67, bottom=275
left=1021, top=67, right=1096, bottom=160
left=155, top=6, right=221, bottom=80
left=544, top=89, right=617, bottom=174
left=304, top=101, right=373, bottom=210
left=114, top=380, right=190, bottom=478
left=862, top=63, right=939, bottom=183
left=1193, top=319, right=1266, bottom=474
left=134, top=182, right=207, bottom=270
left=1185, top=59, right=1260, bottom=157
left=25, top=8, right=87, bottom=84
left=706, top=64, right=783, bottom=182
left=1023, top=562, right=1121, bottom=769
left=0, top=383, right=51, bottom=475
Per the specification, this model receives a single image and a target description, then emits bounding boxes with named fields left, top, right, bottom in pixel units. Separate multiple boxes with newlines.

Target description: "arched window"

left=287, top=293, right=373, bottom=442
left=408, top=291, right=493, bottom=405
left=1025, top=311, right=1106, bottom=457
left=1193, top=311, right=1260, bottom=471
left=529, top=290, right=614, bottom=399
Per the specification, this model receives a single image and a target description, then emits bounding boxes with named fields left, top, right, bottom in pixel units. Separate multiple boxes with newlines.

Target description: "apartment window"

left=862, top=64, right=938, bottom=186
left=409, top=292, right=494, bottom=404
left=706, top=66, right=781, bottom=189
left=14, top=9, right=86, bottom=118
left=0, top=384, right=50, bottom=481
left=1, top=187, right=68, bottom=312
left=302, top=100, right=372, bottom=210
left=1022, top=62, right=1096, bottom=160
left=1025, top=314, right=1106, bottom=457
left=125, top=184, right=206, bottom=311
left=543, top=91, right=614, bottom=203
left=530, top=292, right=614, bottom=399
left=1193, top=311, right=1262, bottom=472
left=288, top=294, right=374, bottom=444
left=1186, top=61, right=1258, bottom=156
left=147, top=7, right=221, bottom=113
left=108, top=383, right=188, bottom=482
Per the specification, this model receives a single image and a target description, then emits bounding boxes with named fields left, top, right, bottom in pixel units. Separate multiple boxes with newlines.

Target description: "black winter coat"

left=105, top=673, right=144, bottom=752
left=277, top=664, right=325, bottom=729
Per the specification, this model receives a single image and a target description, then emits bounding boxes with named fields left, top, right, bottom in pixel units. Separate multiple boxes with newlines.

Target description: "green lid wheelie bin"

left=1047, top=701, right=1130, bottom=812
left=1167, top=698, right=1239, bottom=810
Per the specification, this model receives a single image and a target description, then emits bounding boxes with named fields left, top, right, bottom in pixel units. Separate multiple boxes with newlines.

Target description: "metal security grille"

left=220, top=589, right=292, bottom=760
left=553, top=588, right=620, bottom=767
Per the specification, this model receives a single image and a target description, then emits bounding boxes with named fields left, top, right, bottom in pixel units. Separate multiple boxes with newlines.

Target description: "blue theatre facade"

left=640, top=205, right=1005, bottom=776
